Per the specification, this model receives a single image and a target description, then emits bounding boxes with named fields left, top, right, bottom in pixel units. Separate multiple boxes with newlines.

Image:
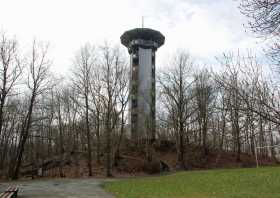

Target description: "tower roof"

left=121, top=28, right=165, bottom=48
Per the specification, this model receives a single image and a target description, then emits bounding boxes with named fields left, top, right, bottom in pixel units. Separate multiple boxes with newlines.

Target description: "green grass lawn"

left=104, top=167, right=280, bottom=198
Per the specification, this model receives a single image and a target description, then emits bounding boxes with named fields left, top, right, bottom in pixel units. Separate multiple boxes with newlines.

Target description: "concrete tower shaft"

left=121, top=28, right=165, bottom=142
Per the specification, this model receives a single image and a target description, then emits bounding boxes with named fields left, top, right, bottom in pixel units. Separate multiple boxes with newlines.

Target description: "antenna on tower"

left=142, top=16, right=144, bottom=28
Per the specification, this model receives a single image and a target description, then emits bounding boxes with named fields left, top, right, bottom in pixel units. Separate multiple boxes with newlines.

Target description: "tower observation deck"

left=121, top=28, right=165, bottom=142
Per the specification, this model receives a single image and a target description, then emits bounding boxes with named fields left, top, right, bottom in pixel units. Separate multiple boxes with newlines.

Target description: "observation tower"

left=121, top=28, right=165, bottom=142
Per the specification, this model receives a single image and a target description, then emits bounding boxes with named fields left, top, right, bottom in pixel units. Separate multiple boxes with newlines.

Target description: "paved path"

left=0, top=178, right=115, bottom=198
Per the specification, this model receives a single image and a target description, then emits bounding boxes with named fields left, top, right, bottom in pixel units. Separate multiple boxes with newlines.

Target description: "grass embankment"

left=105, top=167, right=280, bottom=198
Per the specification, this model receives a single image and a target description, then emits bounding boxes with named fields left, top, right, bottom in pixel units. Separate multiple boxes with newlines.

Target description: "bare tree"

left=194, top=69, right=215, bottom=156
left=89, top=71, right=103, bottom=164
left=99, top=43, right=127, bottom=177
left=72, top=43, right=96, bottom=176
left=54, top=88, right=66, bottom=177
left=0, top=34, right=22, bottom=137
left=214, top=87, right=229, bottom=164
left=0, top=34, right=23, bottom=174
left=213, top=52, right=280, bottom=162
left=158, top=51, right=196, bottom=169
left=215, top=53, right=247, bottom=162
left=12, top=40, right=52, bottom=180
left=114, top=62, right=129, bottom=164
left=240, top=0, right=280, bottom=65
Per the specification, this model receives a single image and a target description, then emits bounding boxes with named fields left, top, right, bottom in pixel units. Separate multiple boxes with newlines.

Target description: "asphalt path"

left=0, top=178, right=115, bottom=198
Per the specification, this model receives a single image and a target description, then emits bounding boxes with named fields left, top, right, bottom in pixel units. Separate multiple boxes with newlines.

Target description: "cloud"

left=0, top=0, right=263, bottom=72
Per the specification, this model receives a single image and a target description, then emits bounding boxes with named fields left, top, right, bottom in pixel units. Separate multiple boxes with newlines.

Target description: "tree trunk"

left=178, top=118, right=185, bottom=169
left=85, top=94, right=93, bottom=176
left=106, top=119, right=112, bottom=177
left=12, top=93, right=36, bottom=180
left=96, top=111, right=101, bottom=164
left=115, top=109, right=125, bottom=166
left=57, top=102, right=64, bottom=177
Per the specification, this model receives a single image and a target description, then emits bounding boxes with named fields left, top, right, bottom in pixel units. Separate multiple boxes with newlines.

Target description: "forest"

left=1, top=0, right=280, bottom=180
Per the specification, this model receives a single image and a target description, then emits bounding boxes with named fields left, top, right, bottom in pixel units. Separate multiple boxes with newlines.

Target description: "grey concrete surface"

left=0, top=178, right=115, bottom=198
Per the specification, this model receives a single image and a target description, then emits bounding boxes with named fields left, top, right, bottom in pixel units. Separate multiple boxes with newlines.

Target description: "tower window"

left=152, top=67, right=155, bottom=76
left=132, top=99, right=137, bottom=108
left=132, top=54, right=139, bottom=65
left=131, top=83, right=137, bottom=93
left=132, top=114, right=138, bottom=122
left=152, top=56, right=155, bottom=65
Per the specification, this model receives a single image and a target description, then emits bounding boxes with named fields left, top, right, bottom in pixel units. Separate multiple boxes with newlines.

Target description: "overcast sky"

left=0, top=0, right=264, bottom=74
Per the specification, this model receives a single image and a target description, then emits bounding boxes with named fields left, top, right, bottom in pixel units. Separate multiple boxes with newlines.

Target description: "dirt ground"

left=0, top=178, right=115, bottom=198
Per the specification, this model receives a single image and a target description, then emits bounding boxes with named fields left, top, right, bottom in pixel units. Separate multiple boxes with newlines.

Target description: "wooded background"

left=1, top=0, right=280, bottom=180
